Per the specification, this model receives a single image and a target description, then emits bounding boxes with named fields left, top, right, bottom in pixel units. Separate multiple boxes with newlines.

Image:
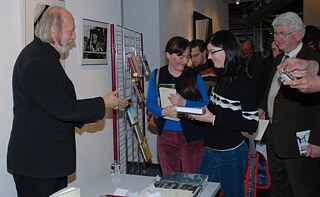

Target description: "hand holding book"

left=187, top=106, right=215, bottom=124
left=161, top=104, right=179, bottom=121
left=168, top=93, right=186, bottom=106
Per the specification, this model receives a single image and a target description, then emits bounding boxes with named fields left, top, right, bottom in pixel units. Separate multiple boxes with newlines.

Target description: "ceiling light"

left=236, top=0, right=240, bottom=5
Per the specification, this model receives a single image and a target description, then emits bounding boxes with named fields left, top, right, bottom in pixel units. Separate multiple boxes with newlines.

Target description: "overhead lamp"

left=236, top=0, right=240, bottom=5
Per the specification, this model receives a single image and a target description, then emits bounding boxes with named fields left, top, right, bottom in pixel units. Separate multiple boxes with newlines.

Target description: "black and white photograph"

left=82, top=18, right=108, bottom=65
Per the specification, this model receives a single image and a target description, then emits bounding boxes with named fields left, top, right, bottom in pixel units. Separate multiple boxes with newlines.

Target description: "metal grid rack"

left=110, top=24, right=146, bottom=175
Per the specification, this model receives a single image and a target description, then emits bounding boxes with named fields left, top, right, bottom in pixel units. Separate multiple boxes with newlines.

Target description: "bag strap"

left=155, top=68, right=160, bottom=97
left=247, top=133, right=257, bottom=197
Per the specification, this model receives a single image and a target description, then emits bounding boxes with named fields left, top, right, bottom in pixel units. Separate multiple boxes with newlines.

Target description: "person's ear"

left=165, top=52, right=171, bottom=60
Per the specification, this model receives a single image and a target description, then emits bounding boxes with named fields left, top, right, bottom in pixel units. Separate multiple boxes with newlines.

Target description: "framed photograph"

left=82, top=19, right=108, bottom=65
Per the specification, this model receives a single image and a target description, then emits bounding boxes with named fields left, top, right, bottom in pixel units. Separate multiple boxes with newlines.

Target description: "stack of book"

left=141, top=172, right=209, bottom=197
left=160, top=172, right=209, bottom=193
left=153, top=180, right=200, bottom=197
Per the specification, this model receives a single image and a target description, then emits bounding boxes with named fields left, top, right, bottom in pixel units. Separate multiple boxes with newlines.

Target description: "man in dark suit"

left=259, top=12, right=320, bottom=197
left=241, top=39, right=266, bottom=103
left=7, top=6, right=128, bottom=197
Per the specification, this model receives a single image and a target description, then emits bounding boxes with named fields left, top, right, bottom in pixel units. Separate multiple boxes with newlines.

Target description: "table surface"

left=81, top=174, right=220, bottom=197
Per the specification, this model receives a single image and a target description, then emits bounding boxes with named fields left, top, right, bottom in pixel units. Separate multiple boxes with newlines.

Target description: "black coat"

left=7, top=37, right=105, bottom=178
left=261, top=44, right=320, bottom=158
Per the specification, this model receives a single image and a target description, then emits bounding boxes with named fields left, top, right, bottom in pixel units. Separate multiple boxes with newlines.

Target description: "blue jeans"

left=199, top=141, right=248, bottom=197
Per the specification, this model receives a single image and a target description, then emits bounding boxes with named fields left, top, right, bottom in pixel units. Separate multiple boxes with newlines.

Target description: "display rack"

left=110, top=24, right=147, bottom=175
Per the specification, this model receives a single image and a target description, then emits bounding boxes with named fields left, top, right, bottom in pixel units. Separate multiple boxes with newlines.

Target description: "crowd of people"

left=6, top=5, right=320, bottom=197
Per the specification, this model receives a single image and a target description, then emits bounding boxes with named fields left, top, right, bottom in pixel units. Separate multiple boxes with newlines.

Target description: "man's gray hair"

left=34, top=6, right=64, bottom=44
left=272, top=12, right=305, bottom=36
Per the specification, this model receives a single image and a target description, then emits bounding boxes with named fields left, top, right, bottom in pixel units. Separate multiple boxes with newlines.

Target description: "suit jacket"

left=7, top=37, right=105, bottom=178
left=261, top=44, right=320, bottom=158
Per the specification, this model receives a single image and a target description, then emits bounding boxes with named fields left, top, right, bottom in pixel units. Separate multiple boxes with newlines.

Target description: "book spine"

left=141, top=55, right=151, bottom=80
left=127, top=55, right=138, bottom=76
left=132, top=78, right=145, bottom=102
left=133, top=123, right=152, bottom=161
left=130, top=52, right=142, bottom=77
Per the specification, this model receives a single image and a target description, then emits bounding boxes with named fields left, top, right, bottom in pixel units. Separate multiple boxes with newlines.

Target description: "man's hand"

left=283, top=74, right=320, bottom=93
left=306, top=144, right=320, bottom=158
left=103, top=88, right=128, bottom=109
left=278, top=58, right=319, bottom=78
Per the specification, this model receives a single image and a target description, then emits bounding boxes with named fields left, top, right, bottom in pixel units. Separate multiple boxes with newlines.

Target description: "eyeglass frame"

left=208, top=49, right=224, bottom=56
left=272, top=31, right=296, bottom=39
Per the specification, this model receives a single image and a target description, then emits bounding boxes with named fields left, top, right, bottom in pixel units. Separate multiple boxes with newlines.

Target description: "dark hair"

left=165, top=36, right=190, bottom=56
left=302, top=25, right=320, bottom=50
left=190, top=39, right=206, bottom=52
left=165, top=36, right=201, bottom=100
left=206, top=30, right=248, bottom=83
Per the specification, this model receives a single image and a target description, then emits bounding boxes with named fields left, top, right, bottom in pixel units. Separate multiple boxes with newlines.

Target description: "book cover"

left=153, top=180, right=200, bottom=197
left=160, top=172, right=208, bottom=191
left=49, top=187, right=80, bottom=197
left=130, top=52, right=143, bottom=77
left=126, top=103, right=138, bottom=125
left=296, top=130, right=310, bottom=156
left=127, top=56, right=138, bottom=77
left=141, top=54, right=152, bottom=81
left=176, top=106, right=205, bottom=115
left=132, top=78, right=145, bottom=102
left=159, top=84, right=176, bottom=108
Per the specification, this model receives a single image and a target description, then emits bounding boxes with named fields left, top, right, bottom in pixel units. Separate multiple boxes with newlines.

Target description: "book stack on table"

left=141, top=172, right=209, bottom=197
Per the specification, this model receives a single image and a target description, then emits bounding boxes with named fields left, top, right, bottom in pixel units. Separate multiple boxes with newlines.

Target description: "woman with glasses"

left=146, top=36, right=209, bottom=176
left=189, top=30, right=259, bottom=197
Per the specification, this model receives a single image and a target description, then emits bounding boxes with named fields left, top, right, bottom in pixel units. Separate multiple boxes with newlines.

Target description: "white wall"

left=0, top=0, right=22, bottom=196
left=123, top=0, right=228, bottom=163
left=158, top=0, right=228, bottom=65
left=0, top=0, right=228, bottom=195
left=0, top=0, right=122, bottom=196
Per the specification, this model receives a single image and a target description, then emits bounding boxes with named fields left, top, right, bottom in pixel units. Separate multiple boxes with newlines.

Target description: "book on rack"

left=127, top=55, right=138, bottom=77
left=126, top=101, right=152, bottom=162
left=160, top=172, right=209, bottom=191
left=49, top=187, right=80, bottom=197
left=176, top=106, right=205, bottom=115
left=130, top=52, right=143, bottom=77
left=140, top=54, right=152, bottom=81
left=126, top=100, right=138, bottom=125
left=132, top=78, right=145, bottom=102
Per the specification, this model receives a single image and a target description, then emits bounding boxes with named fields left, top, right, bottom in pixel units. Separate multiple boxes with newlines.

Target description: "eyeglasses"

left=208, top=49, right=224, bottom=55
left=272, top=31, right=295, bottom=39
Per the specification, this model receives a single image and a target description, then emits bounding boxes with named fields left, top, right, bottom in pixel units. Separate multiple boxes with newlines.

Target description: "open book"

left=49, top=187, right=80, bottom=197
left=242, top=119, right=269, bottom=141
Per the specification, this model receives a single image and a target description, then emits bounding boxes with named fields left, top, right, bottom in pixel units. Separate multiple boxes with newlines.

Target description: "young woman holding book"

left=189, top=30, right=259, bottom=197
left=146, top=36, right=209, bottom=176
